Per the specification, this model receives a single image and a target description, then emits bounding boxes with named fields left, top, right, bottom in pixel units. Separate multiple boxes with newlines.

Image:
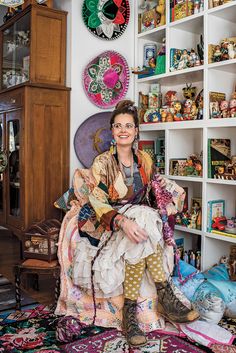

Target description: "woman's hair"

left=110, top=99, right=139, bottom=129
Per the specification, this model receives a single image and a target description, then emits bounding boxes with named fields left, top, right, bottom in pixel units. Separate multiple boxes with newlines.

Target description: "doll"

left=229, top=98, right=236, bottom=118
left=220, top=100, right=229, bottom=118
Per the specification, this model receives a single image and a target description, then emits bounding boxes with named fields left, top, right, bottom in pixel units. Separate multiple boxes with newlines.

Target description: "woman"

left=57, top=100, right=199, bottom=347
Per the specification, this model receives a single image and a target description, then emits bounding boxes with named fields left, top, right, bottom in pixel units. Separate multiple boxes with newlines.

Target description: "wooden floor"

left=0, top=229, right=55, bottom=306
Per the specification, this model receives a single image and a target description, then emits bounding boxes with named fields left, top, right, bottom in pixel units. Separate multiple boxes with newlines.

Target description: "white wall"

left=54, top=0, right=135, bottom=182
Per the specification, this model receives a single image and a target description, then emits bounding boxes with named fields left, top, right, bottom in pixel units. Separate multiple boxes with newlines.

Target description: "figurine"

left=229, top=98, right=236, bottom=117
left=164, top=90, right=177, bottom=106
left=190, top=101, right=198, bottom=120
left=177, top=49, right=189, bottom=70
left=195, top=89, right=203, bottom=120
left=220, top=100, right=229, bottom=118
left=213, top=45, right=222, bottom=62
left=183, top=99, right=193, bottom=120
left=228, top=42, right=235, bottom=60
left=173, top=101, right=183, bottom=121
left=220, top=41, right=229, bottom=61
left=182, top=83, right=196, bottom=100
left=189, top=49, right=199, bottom=67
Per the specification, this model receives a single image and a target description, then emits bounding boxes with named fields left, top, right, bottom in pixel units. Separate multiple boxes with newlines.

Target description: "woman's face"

left=112, top=113, right=138, bottom=147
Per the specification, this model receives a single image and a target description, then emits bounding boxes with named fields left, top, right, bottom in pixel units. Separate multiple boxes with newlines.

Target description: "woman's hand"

left=121, top=218, right=148, bottom=244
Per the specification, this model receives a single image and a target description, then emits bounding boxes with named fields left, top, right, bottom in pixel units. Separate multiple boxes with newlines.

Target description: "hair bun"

left=115, top=99, right=134, bottom=110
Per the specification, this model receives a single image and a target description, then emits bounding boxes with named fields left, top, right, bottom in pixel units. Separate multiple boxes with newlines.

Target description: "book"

left=208, top=138, right=231, bottom=178
left=209, top=91, right=226, bottom=103
left=207, top=199, right=225, bottom=232
left=211, top=230, right=236, bottom=239
left=138, top=140, right=155, bottom=161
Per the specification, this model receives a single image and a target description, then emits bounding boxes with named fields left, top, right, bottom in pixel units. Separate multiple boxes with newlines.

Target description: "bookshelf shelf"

left=169, top=11, right=204, bottom=33
left=135, top=0, right=236, bottom=270
left=175, top=225, right=202, bottom=236
left=137, top=25, right=166, bottom=40
left=206, top=232, right=236, bottom=244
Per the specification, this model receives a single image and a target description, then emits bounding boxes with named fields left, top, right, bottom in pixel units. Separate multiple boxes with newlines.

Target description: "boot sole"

left=122, top=327, right=147, bottom=347
left=157, top=303, right=200, bottom=323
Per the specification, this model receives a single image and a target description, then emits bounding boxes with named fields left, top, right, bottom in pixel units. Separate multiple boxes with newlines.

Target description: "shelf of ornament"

left=137, top=24, right=166, bottom=41
left=137, top=65, right=203, bottom=85
left=206, top=178, right=236, bottom=186
left=175, top=225, right=202, bottom=236
left=208, top=1, right=236, bottom=21
left=206, top=232, right=236, bottom=244
left=207, top=58, right=236, bottom=71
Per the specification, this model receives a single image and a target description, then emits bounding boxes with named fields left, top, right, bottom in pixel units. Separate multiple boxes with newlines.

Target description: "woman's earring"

left=110, top=138, right=117, bottom=154
left=133, top=136, right=139, bottom=153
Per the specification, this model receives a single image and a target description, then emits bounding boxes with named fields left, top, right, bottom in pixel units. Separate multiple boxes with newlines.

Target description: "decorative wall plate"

left=74, top=111, right=112, bottom=168
left=82, top=0, right=130, bottom=40
left=83, top=50, right=130, bottom=109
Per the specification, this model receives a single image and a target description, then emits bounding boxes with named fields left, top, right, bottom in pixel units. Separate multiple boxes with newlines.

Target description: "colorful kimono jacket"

left=74, top=149, right=153, bottom=242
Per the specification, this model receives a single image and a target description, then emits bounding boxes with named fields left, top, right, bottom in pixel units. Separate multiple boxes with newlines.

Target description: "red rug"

left=62, top=329, right=209, bottom=353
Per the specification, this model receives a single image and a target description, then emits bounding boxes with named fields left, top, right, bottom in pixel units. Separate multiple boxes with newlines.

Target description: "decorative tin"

left=144, top=43, right=157, bottom=67
left=23, top=219, right=61, bottom=262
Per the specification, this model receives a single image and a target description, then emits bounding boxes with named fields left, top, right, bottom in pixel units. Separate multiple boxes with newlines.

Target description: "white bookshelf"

left=134, top=0, right=236, bottom=271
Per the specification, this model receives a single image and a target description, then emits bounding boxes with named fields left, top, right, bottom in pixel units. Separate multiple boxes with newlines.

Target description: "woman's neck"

left=117, top=145, right=133, bottom=167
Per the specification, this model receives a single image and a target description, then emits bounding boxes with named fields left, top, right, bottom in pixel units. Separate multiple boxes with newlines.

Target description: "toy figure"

left=182, top=83, right=197, bottom=100
left=189, top=49, right=199, bottom=67
left=190, top=101, right=198, bottom=120
left=227, top=42, right=235, bottom=60
left=160, top=108, right=168, bottom=122
left=195, top=89, right=203, bottom=120
left=190, top=251, right=196, bottom=267
left=173, top=101, right=183, bottom=121
left=220, top=100, right=229, bottom=118
left=220, top=41, right=229, bottom=61
left=164, top=90, right=177, bottom=106
left=166, top=112, right=173, bottom=122
left=183, top=99, right=193, bottom=120
left=184, top=251, right=189, bottom=263
left=197, top=34, right=204, bottom=64
left=229, top=98, right=236, bottom=117
left=213, top=45, right=222, bottom=62
left=177, top=49, right=189, bottom=70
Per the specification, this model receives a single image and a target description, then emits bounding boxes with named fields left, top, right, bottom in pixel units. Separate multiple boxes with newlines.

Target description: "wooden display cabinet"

left=0, top=4, right=66, bottom=90
left=0, top=4, right=70, bottom=239
left=0, top=85, right=70, bottom=238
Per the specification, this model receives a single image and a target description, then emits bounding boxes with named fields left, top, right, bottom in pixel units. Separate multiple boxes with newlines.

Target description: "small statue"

left=220, top=100, right=229, bottom=118
left=229, top=98, right=236, bottom=118
left=213, top=45, right=222, bottom=62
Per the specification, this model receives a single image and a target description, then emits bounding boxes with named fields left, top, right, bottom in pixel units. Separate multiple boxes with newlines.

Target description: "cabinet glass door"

left=2, top=12, right=30, bottom=89
left=7, top=118, right=20, bottom=218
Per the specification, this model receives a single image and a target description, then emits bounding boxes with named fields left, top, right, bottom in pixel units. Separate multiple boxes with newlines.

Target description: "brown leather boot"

left=156, top=281, right=200, bottom=323
left=123, top=298, right=147, bottom=347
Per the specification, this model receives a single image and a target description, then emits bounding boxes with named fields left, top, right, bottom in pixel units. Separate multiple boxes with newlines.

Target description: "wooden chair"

left=13, top=259, right=60, bottom=310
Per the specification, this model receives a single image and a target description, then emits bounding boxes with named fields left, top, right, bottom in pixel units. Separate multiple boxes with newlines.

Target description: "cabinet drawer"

left=0, top=92, right=23, bottom=111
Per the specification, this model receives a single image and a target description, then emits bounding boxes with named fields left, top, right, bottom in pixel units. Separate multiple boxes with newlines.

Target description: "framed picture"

left=191, top=197, right=202, bottom=214
left=207, top=199, right=225, bottom=231
left=138, top=140, right=155, bottom=161
left=169, top=158, right=187, bottom=176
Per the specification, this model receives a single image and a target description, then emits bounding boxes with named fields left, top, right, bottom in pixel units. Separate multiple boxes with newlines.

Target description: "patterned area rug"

left=0, top=274, right=37, bottom=312
left=0, top=304, right=235, bottom=353
left=62, top=329, right=209, bottom=353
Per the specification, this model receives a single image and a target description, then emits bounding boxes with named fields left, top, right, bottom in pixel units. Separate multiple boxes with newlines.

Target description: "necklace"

left=119, top=158, right=134, bottom=186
